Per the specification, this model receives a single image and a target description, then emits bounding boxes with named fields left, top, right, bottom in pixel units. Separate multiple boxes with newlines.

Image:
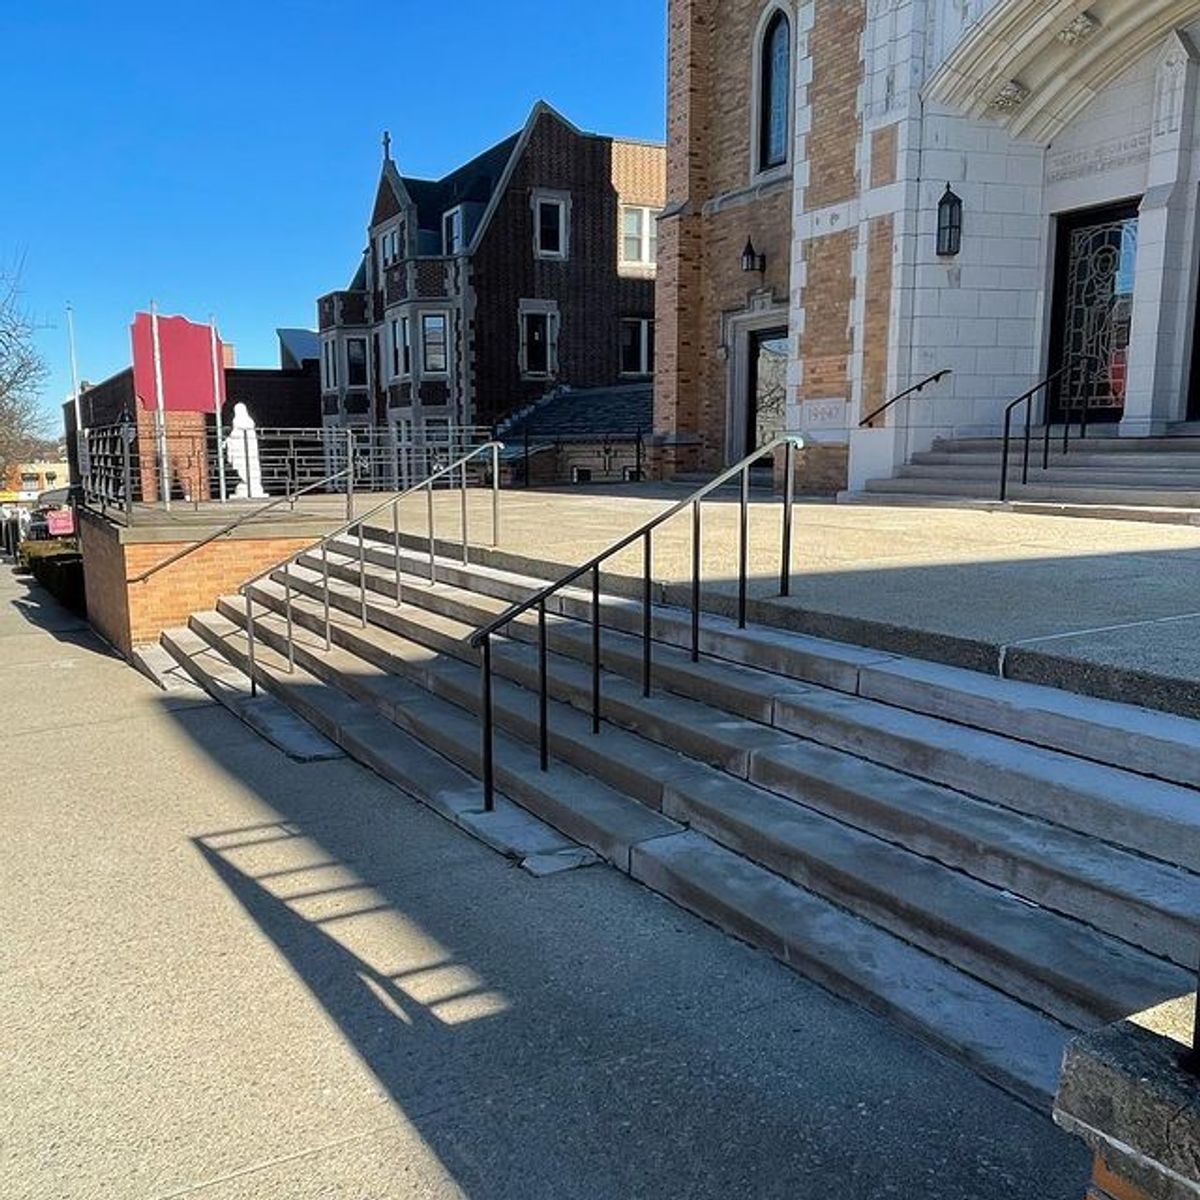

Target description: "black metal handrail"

left=858, top=369, right=951, bottom=428
left=468, top=432, right=805, bottom=810
left=999, top=354, right=1103, bottom=501
left=239, top=441, right=503, bottom=697
left=126, top=466, right=353, bottom=585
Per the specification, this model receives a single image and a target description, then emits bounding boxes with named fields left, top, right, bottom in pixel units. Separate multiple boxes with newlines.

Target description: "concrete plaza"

left=1, top=564, right=1090, bottom=1198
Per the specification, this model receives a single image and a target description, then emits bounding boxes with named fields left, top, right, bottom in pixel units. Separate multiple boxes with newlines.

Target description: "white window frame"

left=400, top=315, right=412, bottom=377
left=442, top=206, right=465, bottom=255
left=376, top=222, right=403, bottom=277
left=620, top=206, right=659, bottom=267
left=420, top=311, right=450, bottom=376
left=620, top=318, right=655, bottom=376
left=322, top=338, right=339, bottom=390
left=532, top=190, right=571, bottom=260
left=518, top=299, right=559, bottom=378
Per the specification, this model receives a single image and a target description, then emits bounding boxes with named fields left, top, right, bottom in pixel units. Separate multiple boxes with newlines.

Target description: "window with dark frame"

left=347, top=337, right=367, bottom=387
left=524, top=312, right=550, bottom=375
left=537, top=200, right=565, bottom=257
left=620, top=318, right=655, bottom=375
left=422, top=313, right=448, bottom=373
left=401, top=316, right=411, bottom=375
left=759, top=10, right=791, bottom=172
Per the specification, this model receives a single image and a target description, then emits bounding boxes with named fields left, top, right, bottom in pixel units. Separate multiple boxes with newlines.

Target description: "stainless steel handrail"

left=468, top=432, right=805, bottom=810
left=237, top=441, right=503, bottom=704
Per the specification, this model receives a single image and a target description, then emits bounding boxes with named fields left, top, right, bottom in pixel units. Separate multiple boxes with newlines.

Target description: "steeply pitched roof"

left=276, top=327, right=320, bottom=368
left=498, top=384, right=653, bottom=441
left=400, top=132, right=521, bottom=230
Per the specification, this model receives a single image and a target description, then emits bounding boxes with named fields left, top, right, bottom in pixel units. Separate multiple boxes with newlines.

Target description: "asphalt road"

left=1, top=565, right=1090, bottom=1199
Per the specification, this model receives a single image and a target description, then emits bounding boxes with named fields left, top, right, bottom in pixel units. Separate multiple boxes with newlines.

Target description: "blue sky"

left=2, top=1, right=667, bottom=425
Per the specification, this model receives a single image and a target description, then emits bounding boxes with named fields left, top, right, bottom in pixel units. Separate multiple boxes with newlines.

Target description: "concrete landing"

left=386, top=485, right=1200, bottom=717
left=1, top=565, right=1091, bottom=1199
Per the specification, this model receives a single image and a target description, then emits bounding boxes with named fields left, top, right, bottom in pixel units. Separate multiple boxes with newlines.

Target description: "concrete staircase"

left=155, top=530, right=1200, bottom=1110
left=860, top=431, right=1200, bottom=510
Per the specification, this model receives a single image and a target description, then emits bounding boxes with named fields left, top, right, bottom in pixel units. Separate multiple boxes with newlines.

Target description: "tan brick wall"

left=870, top=123, right=898, bottom=189
left=611, top=140, right=667, bottom=208
left=799, top=228, right=855, bottom=400
left=80, top=513, right=311, bottom=657
left=862, top=214, right=894, bottom=424
left=804, top=0, right=866, bottom=212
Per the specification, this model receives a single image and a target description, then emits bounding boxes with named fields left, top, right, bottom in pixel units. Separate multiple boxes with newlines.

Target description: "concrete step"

left=898, top=463, right=1200, bottom=485
left=931, top=436, right=1200, bottom=453
left=632, top=831, right=1071, bottom=1110
left=220, top=590, right=1084, bottom=1104
left=911, top=452, right=1200, bottom=471
left=208, top=598, right=683, bottom=873
left=235, top=579, right=1198, bottom=1026
left=661, top=769, right=1192, bottom=1028
left=308, top=541, right=1200, bottom=792
left=864, top=477, right=1200, bottom=506
left=772, top=688, right=1200, bottom=872
left=159, top=625, right=343, bottom=761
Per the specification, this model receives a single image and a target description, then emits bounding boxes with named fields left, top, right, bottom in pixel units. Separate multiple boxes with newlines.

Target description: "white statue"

left=225, top=402, right=267, bottom=499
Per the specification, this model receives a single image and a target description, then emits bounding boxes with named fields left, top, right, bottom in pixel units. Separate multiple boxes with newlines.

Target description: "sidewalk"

left=1, top=565, right=1089, bottom=1199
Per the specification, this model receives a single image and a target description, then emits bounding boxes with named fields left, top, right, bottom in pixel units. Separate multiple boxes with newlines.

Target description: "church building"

left=655, top=1, right=1200, bottom=500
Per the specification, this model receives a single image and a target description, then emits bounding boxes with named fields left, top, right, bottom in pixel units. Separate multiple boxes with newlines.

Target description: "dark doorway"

left=1046, top=199, right=1140, bottom=424
left=747, top=328, right=788, bottom=461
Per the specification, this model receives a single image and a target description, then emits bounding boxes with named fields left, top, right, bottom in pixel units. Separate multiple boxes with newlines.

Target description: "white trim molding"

left=926, top=0, right=1200, bottom=143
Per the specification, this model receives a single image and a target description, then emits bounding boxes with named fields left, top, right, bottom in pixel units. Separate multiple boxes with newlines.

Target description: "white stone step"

left=631, top=832, right=1071, bottom=1110
left=865, top=477, right=1200, bottom=506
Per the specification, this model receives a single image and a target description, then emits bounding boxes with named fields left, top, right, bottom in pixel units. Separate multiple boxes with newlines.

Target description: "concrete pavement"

left=2, top=564, right=1090, bottom=1199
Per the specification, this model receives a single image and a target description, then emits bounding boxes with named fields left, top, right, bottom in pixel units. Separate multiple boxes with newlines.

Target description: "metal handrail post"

left=591, top=566, right=601, bottom=734
left=283, top=563, right=294, bottom=673
left=393, top=498, right=402, bottom=606
left=358, top=522, right=367, bottom=627
left=481, top=635, right=495, bottom=811
left=538, top=602, right=549, bottom=771
left=781, top=439, right=796, bottom=597
left=122, top=424, right=133, bottom=521
left=460, top=456, right=469, bottom=565
left=346, top=428, right=355, bottom=520
left=321, top=542, right=331, bottom=651
left=636, top=429, right=644, bottom=481
left=738, top=465, right=750, bottom=628
left=1022, top=390, right=1034, bottom=484
left=642, top=531, right=653, bottom=698
left=1000, top=408, right=1014, bottom=502
left=426, top=481, right=436, bottom=584
left=245, top=591, right=257, bottom=698
left=491, top=442, right=500, bottom=546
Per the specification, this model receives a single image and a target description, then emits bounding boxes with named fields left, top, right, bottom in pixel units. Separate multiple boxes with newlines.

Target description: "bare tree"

left=0, top=264, right=49, bottom=478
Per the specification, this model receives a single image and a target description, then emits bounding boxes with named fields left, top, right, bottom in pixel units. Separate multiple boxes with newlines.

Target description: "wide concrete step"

left=912, top=451, right=1200, bottom=471
left=159, top=625, right=342, bottom=761
left=898, top=463, right=1200, bottom=485
left=234, top=580, right=1197, bottom=1029
left=220, top=588, right=1082, bottom=1102
left=209, top=598, right=683, bottom=872
left=931, top=436, right=1200, bottom=453
left=632, top=832, right=1071, bottom=1110
left=661, top=770, right=1192, bottom=1028
left=313, top=538, right=1200, bottom=789
left=772, top=688, right=1200, bottom=873
left=865, top=477, right=1200, bottom=506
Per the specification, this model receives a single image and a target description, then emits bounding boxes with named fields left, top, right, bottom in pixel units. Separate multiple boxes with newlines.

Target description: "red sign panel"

left=130, top=312, right=227, bottom=413
left=46, top=509, right=75, bottom=537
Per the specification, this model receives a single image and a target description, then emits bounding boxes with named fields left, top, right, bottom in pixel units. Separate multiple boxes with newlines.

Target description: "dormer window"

left=443, top=207, right=464, bottom=255
left=377, top=225, right=403, bottom=276
left=532, top=189, right=570, bottom=260
left=757, top=9, right=791, bottom=173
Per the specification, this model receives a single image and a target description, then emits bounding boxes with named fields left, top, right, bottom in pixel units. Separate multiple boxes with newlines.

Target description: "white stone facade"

left=783, top=0, right=1200, bottom=490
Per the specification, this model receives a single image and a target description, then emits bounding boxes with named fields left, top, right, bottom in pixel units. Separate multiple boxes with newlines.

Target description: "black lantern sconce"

left=937, top=184, right=963, bottom=257
left=741, top=237, right=767, bottom=274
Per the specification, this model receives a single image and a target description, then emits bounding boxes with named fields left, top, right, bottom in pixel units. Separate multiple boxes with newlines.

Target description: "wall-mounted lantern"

left=937, top=184, right=963, bottom=257
left=741, top=237, right=767, bottom=274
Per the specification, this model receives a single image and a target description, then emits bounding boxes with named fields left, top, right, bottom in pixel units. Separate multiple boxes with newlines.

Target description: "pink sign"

left=46, top=509, right=75, bottom=537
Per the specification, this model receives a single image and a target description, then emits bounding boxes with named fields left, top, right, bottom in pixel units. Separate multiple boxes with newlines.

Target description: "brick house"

left=316, top=102, right=665, bottom=473
left=657, top=0, right=1200, bottom=497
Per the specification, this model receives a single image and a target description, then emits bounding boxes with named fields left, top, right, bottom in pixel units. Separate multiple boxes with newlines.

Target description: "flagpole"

left=151, top=301, right=171, bottom=509
left=210, top=316, right=227, bottom=503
